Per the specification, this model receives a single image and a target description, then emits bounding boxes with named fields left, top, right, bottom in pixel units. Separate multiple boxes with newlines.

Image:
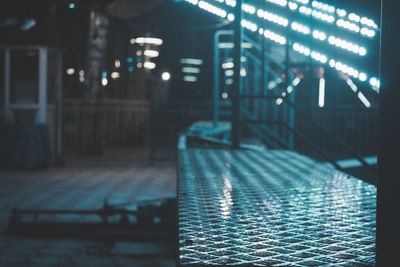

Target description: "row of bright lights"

left=241, top=19, right=258, bottom=32
left=130, top=37, right=163, bottom=46
left=328, top=36, right=367, bottom=56
left=181, top=58, right=203, bottom=83
left=257, top=9, right=288, bottom=27
left=259, top=28, right=286, bottom=45
left=290, top=1, right=377, bottom=33
left=198, top=0, right=226, bottom=18
left=191, top=0, right=378, bottom=37
left=245, top=3, right=370, bottom=57
left=312, top=30, right=326, bottom=41
left=329, top=59, right=362, bottom=80
left=188, top=1, right=374, bottom=59
left=312, top=1, right=334, bottom=14
left=297, top=4, right=376, bottom=37
left=184, top=0, right=379, bottom=90
left=225, top=0, right=236, bottom=7
left=128, top=36, right=162, bottom=71
left=266, top=0, right=287, bottom=7
left=336, top=18, right=377, bottom=38
left=229, top=0, right=378, bottom=37
left=69, top=30, right=169, bottom=83
left=291, top=21, right=310, bottom=35
left=103, top=71, right=171, bottom=82
left=242, top=3, right=255, bottom=14
left=67, top=69, right=171, bottom=85
left=291, top=40, right=379, bottom=90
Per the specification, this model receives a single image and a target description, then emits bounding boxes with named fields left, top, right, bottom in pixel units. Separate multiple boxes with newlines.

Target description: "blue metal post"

left=288, top=87, right=295, bottom=150
left=214, top=30, right=234, bottom=127
left=232, top=0, right=242, bottom=149
left=213, top=31, right=220, bottom=127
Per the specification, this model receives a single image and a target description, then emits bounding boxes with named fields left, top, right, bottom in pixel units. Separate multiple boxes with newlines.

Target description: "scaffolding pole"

left=231, top=0, right=242, bottom=149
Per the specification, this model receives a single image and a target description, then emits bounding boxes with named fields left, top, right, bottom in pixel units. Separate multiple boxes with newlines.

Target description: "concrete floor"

left=0, top=163, right=176, bottom=266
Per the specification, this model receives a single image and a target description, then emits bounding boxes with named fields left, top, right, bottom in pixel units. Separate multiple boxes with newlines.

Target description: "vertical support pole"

left=149, top=101, right=154, bottom=165
left=232, top=0, right=242, bottom=149
left=284, top=4, right=291, bottom=143
left=265, top=44, right=272, bottom=125
left=255, top=60, right=260, bottom=118
left=38, top=48, right=48, bottom=124
left=355, top=95, right=360, bottom=152
left=261, top=36, right=266, bottom=121
left=377, top=1, right=400, bottom=265
left=332, top=78, right=337, bottom=154
left=273, top=89, right=278, bottom=133
left=288, top=89, right=295, bottom=150
left=222, top=49, right=227, bottom=96
left=55, top=51, right=63, bottom=156
left=213, top=31, right=220, bottom=127
left=4, top=49, right=10, bottom=121
left=252, top=59, right=257, bottom=116
left=307, top=1, right=314, bottom=154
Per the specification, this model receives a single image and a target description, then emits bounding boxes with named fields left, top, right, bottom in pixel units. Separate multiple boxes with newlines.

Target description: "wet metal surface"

left=178, top=149, right=376, bottom=266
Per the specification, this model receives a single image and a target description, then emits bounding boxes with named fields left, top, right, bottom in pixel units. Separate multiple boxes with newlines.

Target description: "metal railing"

left=213, top=30, right=379, bottom=176
left=61, top=100, right=214, bottom=162
left=62, top=99, right=150, bottom=161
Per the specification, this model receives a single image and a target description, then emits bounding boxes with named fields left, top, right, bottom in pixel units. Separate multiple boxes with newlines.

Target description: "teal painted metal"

left=213, top=30, right=233, bottom=127
left=232, top=0, right=242, bottom=149
left=178, top=148, right=376, bottom=266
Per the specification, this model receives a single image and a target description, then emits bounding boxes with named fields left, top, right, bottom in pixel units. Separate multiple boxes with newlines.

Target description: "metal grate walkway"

left=178, top=149, right=376, bottom=266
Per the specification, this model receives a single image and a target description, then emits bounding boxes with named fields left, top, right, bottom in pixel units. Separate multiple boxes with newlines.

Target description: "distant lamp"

left=20, top=18, right=36, bottom=31
left=162, top=72, right=171, bottom=81
left=69, top=3, right=75, bottom=9
left=240, top=68, right=247, bottom=77
left=66, top=68, right=75, bottom=75
left=78, top=70, right=84, bottom=82
left=144, top=50, right=160, bottom=58
left=111, top=72, right=120, bottom=79
left=144, top=62, right=156, bottom=70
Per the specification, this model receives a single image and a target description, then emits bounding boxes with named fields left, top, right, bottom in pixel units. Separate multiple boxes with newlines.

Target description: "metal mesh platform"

left=178, top=149, right=376, bottom=266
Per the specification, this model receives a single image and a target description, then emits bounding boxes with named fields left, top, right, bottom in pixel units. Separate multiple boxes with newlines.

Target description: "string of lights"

left=183, top=0, right=380, bottom=91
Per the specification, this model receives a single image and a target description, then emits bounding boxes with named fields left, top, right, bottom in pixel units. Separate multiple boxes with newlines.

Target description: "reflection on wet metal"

left=178, top=149, right=376, bottom=266
left=221, top=173, right=233, bottom=220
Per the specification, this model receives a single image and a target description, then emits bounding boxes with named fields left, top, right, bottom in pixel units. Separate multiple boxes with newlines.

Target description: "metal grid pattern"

left=0, top=165, right=176, bottom=213
left=178, top=149, right=376, bottom=266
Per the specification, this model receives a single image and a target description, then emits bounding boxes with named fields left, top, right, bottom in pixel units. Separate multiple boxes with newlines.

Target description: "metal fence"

left=294, top=105, right=378, bottom=159
left=62, top=100, right=150, bottom=161
left=61, top=100, right=213, bottom=162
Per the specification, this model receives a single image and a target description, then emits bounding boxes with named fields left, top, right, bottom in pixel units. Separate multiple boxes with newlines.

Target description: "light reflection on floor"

left=179, top=149, right=376, bottom=266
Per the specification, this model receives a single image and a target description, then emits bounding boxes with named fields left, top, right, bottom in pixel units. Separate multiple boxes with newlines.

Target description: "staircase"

left=212, top=30, right=377, bottom=180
